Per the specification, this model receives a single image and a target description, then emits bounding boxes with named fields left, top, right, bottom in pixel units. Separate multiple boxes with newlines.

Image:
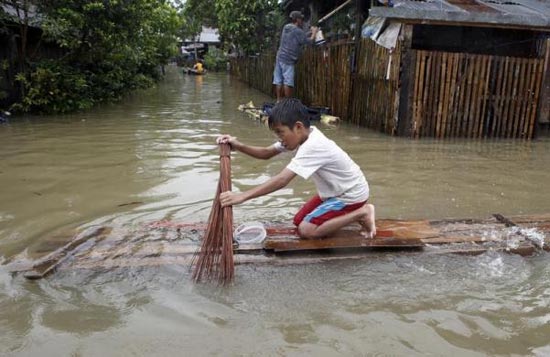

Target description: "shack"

left=369, top=0, right=550, bottom=138
left=181, top=26, right=221, bottom=58
left=230, top=0, right=550, bottom=139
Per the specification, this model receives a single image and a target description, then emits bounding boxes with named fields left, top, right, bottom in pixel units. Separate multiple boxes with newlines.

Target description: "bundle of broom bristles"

left=192, top=143, right=234, bottom=284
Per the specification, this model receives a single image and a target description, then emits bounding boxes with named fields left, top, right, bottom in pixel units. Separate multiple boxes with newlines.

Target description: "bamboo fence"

left=295, top=41, right=355, bottom=120
left=230, top=53, right=275, bottom=95
left=348, top=38, right=401, bottom=134
left=229, top=37, right=549, bottom=139
left=411, top=50, right=546, bottom=139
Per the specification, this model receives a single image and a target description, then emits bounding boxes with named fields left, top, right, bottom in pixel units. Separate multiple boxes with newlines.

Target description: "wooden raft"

left=5, top=213, right=550, bottom=280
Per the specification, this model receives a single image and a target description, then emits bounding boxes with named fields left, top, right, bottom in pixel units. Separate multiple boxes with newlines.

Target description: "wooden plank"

left=397, top=25, right=415, bottom=137
left=537, top=38, right=550, bottom=127
left=478, top=55, right=492, bottom=138
left=529, top=58, right=545, bottom=138
left=519, top=57, right=532, bottom=138
left=502, top=57, right=516, bottom=138
left=23, top=226, right=111, bottom=279
left=447, top=53, right=462, bottom=138
left=505, top=57, right=520, bottom=138
left=264, top=236, right=424, bottom=252
left=462, top=55, right=476, bottom=137
left=494, top=57, right=508, bottom=137
left=522, top=58, right=537, bottom=138
left=474, top=54, right=486, bottom=138
left=9, top=213, right=549, bottom=278
left=431, top=51, right=443, bottom=137
left=421, top=235, right=499, bottom=244
left=440, top=52, right=454, bottom=139
left=516, top=58, right=532, bottom=138
left=491, top=57, right=505, bottom=137
left=454, top=55, right=469, bottom=137
left=512, top=58, right=527, bottom=138
left=473, top=55, right=484, bottom=138
left=420, top=53, right=433, bottom=138
left=412, top=50, right=422, bottom=137
left=434, top=52, right=448, bottom=139
left=468, top=55, right=481, bottom=138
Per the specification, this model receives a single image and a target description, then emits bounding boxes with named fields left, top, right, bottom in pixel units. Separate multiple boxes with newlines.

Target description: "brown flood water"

left=1, top=65, right=550, bottom=356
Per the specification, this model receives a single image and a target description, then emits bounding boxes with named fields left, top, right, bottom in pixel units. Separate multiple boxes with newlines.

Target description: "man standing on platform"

left=273, top=10, right=318, bottom=102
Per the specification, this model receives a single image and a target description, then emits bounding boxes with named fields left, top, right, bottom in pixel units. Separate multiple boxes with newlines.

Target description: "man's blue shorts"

left=272, top=59, right=295, bottom=87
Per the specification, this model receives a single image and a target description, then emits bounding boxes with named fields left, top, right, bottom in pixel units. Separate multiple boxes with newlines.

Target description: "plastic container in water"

left=234, top=222, right=267, bottom=244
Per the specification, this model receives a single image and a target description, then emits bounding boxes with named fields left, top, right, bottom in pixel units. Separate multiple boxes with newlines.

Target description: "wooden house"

left=368, top=0, right=550, bottom=138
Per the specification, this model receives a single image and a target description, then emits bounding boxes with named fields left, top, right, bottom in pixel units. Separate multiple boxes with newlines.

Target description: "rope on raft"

left=192, top=143, right=234, bottom=284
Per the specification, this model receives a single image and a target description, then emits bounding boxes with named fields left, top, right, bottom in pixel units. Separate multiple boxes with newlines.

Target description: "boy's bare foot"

left=358, top=203, right=376, bottom=239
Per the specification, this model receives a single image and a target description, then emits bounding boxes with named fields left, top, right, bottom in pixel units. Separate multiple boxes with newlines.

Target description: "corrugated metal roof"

left=198, top=27, right=220, bottom=43
left=369, top=0, right=550, bottom=29
left=183, top=27, right=220, bottom=44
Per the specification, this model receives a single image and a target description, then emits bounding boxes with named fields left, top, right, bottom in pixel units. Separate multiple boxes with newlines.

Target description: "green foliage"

left=7, top=0, right=182, bottom=114
left=181, top=0, right=217, bottom=29
left=11, top=61, right=92, bottom=113
left=203, top=47, right=227, bottom=72
left=178, top=8, right=201, bottom=44
left=215, top=0, right=281, bottom=55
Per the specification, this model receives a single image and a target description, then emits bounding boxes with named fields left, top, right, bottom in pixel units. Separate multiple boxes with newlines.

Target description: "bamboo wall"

left=411, top=51, right=545, bottom=139
left=295, top=41, right=354, bottom=120
left=229, top=36, right=549, bottom=139
left=230, top=53, right=275, bottom=96
left=348, top=38, right=401, bottom=134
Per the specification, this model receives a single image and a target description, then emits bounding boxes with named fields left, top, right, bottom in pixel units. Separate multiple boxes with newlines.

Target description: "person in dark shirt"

left=273, top=11, right=318, bottom=101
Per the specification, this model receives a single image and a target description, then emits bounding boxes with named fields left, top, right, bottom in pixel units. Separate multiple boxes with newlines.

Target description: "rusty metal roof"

left=369, top=0, right=550, bottom=30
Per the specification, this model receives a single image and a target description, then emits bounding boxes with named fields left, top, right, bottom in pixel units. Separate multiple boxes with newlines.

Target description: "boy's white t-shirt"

left=272, top=126, right=369, bottom=204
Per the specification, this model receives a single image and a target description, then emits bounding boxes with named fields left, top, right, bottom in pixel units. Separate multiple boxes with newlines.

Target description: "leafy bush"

left=11, top=60, right=155, bottom=114
left=203, top=47, right=227, bottom=72
left=12, top=61, right=92, bottom=113
left=7, top=0, right=181, bottom=114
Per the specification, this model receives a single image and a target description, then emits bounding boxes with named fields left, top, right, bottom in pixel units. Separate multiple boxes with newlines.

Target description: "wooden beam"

left=264, top=236, right=424, bottom=252
left=397, top=24, right=416, bottom=137
left=537, top=38, right=550, bottom=129
left=382, top=19, right=550, bottom=33
left=22, top=226, right=111, bottom=279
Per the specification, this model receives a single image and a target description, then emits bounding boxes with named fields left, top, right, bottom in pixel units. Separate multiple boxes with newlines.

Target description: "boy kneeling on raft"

left=217, top=98, right=376, bottom=239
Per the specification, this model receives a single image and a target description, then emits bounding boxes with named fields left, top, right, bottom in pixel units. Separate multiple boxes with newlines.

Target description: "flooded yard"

left=1, top=66, right=549, bottom=356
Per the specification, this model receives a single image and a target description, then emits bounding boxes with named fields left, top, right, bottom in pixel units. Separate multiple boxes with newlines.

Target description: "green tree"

left=215, top=0, right=281, bottom=55
left=178, top=1, right=202, bottom=46
left=7, top=0, right=181, bottom=113
left=180, top=0, right=217, bottom=29
left=0, top=1, right=38, bottom=68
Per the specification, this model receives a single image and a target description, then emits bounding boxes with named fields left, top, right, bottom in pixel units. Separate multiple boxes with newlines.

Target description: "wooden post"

left=536, top=38, right=550, bottom=130
left=397, top=25, right=415, bottom=137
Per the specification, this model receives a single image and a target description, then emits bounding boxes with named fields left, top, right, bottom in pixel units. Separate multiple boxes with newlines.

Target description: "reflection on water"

left=0, top=66, right=549, bottom=355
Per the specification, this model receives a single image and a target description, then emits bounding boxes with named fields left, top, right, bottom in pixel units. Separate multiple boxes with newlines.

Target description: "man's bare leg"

left=283, top=85, right=293, bottom=98
left=275, top=85, right=283, bottom=102
left=298, top=204, right=375, bottom=239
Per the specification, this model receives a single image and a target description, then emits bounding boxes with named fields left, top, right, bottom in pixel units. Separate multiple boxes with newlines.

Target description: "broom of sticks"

left=192, top=143, right=234, bottom=284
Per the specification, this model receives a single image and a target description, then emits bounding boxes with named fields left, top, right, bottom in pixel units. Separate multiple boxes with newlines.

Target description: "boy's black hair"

left=268, top=98, right=311, bottom=129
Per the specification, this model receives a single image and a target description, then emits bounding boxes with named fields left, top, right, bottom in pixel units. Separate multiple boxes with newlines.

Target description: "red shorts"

left=293, top=195, right=366, bottom=226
